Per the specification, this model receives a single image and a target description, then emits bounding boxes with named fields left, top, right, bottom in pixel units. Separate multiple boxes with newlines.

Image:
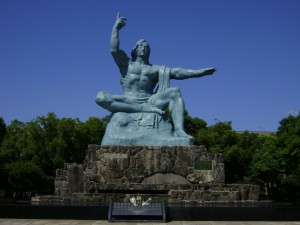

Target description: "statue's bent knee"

left=95, top=91, right=110, bottom=107
left=168, top=87, right=182, bottom=99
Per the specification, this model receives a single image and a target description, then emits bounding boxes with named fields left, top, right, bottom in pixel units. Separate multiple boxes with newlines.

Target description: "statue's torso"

left=121, top=61, right=159, bottom=98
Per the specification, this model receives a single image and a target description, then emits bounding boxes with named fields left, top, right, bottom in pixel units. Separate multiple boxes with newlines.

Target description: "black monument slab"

left=108, top=201, right=166, bottom=222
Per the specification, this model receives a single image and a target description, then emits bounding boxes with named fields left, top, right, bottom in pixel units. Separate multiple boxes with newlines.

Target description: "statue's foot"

left=141, top=103, right=165, bottom=115
left=174, top=129, right=193, bottom=139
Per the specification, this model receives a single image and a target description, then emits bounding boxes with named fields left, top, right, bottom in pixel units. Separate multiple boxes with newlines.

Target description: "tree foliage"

left=186, top=112, right=300, bottom=202
left=6, top=161, right=47, bottom=196
left=0, top=113, right=107, bottom=197
left=0, top=117, right=6, bottom=147
left=275, top=113, right=300, bottom=202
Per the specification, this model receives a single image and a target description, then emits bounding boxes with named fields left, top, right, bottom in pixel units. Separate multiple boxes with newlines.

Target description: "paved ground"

left=0, top=219, right=299, bottom=225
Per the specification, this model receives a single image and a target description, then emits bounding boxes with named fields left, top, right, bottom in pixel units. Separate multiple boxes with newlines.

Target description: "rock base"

left=33, top=145, right=260, bottom=205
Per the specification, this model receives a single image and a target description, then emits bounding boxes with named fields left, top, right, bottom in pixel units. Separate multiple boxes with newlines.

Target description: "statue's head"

left=131, top=39, right=151, bottom=62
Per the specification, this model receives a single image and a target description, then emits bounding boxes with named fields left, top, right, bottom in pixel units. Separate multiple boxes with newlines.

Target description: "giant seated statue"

left=96, top=13, right=216, bottom=146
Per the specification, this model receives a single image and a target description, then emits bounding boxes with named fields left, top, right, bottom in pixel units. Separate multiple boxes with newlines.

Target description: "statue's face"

left=135, top=41, right=150, bottom=58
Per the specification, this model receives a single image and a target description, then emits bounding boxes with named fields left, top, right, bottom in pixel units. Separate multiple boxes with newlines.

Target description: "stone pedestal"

left=48, top=145, right=259, bottom=205
left=84, top=145, right=224, bottom=185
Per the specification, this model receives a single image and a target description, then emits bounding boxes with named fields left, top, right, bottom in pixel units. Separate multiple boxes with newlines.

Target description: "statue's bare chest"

left=127, top=63, right=158, bottom=84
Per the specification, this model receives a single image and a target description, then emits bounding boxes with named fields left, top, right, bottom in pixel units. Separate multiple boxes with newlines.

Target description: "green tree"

left=0, top=120, right=26, bottom=165
left=248, top=113, right=300, bottom=202
left=30, top=113, right=106, bottom=174
left=194, top=121, right=265, bottom=184
left=0, top=112, right=108, bottom=197
left=6, top=161, right=47, bottom=197
left=184, top=113, right=207, bottom=145
left=276, top=113, right=300, bottom=202
left=195, top=121, right=237, bottom=153
left=233, top=131, right=261, bottom=183
left=277, top=113, right=300, bottom=174
left=0, top=117, right=8, bottom=197
left=75, top=116, right=106, bottom=147
left=0, top=117, right=6, bottom=147
left=249, top=135, right=282, bottom=199
left=221, top=130, right=257, bottom=184
left=30, top=113, right=60, bottom=175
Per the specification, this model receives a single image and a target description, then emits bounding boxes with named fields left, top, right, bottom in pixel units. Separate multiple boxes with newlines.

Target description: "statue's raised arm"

left=110, top=12, right=129, bottom=75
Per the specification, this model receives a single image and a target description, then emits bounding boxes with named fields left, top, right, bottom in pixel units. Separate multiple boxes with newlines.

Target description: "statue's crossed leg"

left=96, top=87, right=192, bottom=139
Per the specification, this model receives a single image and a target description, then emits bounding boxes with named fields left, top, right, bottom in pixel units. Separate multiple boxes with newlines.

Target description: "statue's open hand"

left=115, top=12, right=127, bottom=30
left=204, top=67, right=216, bottom=75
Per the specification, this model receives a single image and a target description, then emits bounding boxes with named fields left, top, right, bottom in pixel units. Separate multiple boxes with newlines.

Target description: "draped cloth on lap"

left=132, top=66, right=171, bottom=128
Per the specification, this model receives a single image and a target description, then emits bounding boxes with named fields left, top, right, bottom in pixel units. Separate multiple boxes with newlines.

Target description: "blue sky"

left=0, top=0, right=299, bottom=131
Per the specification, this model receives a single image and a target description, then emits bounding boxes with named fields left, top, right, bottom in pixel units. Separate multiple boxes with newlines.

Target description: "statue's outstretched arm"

left=170, top=67, right=216, bottom=80
left=110, top=13, right=129, bottom=71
